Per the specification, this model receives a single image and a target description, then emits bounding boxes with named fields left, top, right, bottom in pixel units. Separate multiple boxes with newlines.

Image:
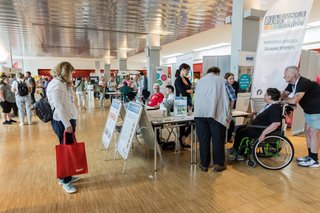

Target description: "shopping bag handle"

left=63, top=131, right=77, bottom=145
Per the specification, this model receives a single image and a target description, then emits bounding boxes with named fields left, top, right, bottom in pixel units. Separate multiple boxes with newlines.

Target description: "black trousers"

left=195, top=117, right=226, bottom=167
left=233, top=125, right=262, bottom=151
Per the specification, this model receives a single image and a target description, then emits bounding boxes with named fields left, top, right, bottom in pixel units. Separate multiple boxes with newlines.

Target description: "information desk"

left=105, top=91, right=123, bottom=101
left=147, top=110, right=195, bottom=171
left=147, top=110, right=249, bottom=171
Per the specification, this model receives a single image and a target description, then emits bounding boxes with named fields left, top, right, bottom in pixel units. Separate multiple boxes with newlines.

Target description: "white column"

left=229, top=0, right=263, bottom=79
left=145, top=34, right=161, bottom=92
left=118, top=58, right=127, bottom=72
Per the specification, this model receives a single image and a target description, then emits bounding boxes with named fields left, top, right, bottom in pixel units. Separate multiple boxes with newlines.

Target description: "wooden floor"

left=1, top=99, right=320, bottom=213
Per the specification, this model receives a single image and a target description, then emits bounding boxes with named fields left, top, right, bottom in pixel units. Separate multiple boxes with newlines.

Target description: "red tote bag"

left=56, top=132, right=88, bottom=178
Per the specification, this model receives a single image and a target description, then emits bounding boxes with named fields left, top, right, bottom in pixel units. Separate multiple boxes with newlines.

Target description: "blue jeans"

left=51, top=119, right=76, bottom=183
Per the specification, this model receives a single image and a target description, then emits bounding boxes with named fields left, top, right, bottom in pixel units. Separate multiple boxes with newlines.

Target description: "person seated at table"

left=119, top=82, right=133, bottom=102
left=228, top=88, right=282, bottom=160
left=160, top=85, right=175, bottom=112
left=147, top=83, right=164, bottom=108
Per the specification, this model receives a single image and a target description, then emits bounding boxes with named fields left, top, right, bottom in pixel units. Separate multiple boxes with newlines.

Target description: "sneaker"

left=58, top=176, right=81, bottom=185
left=298, top=157, right=320, bottom=168
left=62, top=182, right=77, bottom=194
left=229, top=153, right=244, bottom=161
left=296, top=156, right=309, bottom=162
left=19, top=123, right=24, bottom=127
left=3, top=120, right=12, bottom=125
left=227, top=147, right=236, bottom=155
left=10, top=119, right=17, bottom=123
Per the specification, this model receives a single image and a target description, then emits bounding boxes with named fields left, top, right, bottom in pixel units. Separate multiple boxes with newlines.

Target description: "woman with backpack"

left=11, top=73, right=32, bottom=126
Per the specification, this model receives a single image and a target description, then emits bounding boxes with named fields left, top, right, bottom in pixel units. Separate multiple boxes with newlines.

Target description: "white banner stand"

left=116, top=102, right=143, bottom=173
left=100, top=99, right=122, bottom=160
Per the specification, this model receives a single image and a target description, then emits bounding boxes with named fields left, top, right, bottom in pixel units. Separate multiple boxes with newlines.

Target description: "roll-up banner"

left=251, top=0, right=313, bottom=98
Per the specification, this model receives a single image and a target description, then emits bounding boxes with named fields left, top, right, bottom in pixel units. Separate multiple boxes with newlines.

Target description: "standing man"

left=282, top=65, right=320, bottom=168
left=194, top=67, right=236, bottom=172
left=25, top=71, right=36, bottom=104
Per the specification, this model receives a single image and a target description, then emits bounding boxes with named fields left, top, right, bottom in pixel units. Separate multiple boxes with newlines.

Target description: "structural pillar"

left=104, top=63, right=110, bottom=81
left=227, top=0, right=265, bottom=79
left=118, top=58, right=127, bottom=72
left=145, top=33, right=161, bottom=92
left=145, top=46, right=161, bottom=92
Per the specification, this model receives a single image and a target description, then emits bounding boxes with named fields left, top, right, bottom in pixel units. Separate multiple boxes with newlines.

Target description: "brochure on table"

left=102, top=99, right=122, bottom=149
left=117, top=102, right=143, bottom=160
left=174, top=96, right=187, bottom=117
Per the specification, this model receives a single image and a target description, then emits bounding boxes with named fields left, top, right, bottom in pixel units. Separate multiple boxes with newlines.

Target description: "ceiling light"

left=119, top=47, right=134, bottom=51
left=193, top=43, right=230, bottom=52
left=302, top=42, right=320, bottom=50
left=150, top=30, right=173, bottom=35
left=162, top=53, right=184, bottom=59
left=307, top=21, right=320, bottom=28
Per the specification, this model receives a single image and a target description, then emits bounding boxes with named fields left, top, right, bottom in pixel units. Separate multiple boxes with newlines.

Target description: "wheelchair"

left=232, top=105, right=295, bottom=170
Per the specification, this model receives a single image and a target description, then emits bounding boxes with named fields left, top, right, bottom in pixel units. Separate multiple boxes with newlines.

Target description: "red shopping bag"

left=56, top=132, right=88, bottom=178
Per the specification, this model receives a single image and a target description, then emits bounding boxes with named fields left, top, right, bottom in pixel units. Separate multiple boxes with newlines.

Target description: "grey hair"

left=285, top=66, right=300, bottom=76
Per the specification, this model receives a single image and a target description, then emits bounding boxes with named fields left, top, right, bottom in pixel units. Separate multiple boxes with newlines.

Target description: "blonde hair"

left=50, top=62, right=74, bottom=82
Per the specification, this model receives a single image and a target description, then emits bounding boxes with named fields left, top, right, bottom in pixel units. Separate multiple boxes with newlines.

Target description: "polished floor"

left=0, top=99, right=319, bottom=213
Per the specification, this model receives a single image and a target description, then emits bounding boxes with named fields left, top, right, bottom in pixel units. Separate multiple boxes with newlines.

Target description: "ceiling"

left=0, top=0, right=233, bottom=59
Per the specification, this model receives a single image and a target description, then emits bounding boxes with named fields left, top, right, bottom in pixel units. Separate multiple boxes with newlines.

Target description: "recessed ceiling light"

left=193, top=43, right=230, bottom=52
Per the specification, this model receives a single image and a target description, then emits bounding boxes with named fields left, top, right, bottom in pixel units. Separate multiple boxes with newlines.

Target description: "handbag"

left=56, top=132, right=88, bottom=178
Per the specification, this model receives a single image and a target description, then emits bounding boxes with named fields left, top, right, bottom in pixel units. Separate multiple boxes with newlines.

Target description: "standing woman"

left=75, top=77, right=86, bottom=110
left=47, top=62, right=79, bottom=194
left=224, top=72, right=239, bottom=142
left=0, top=76, right=16, bottom=125
left=174, top=63, right=194, bottom=148
left=175, top=63, right=193, bottom=111
left=98, top=76, right=107, bottom=108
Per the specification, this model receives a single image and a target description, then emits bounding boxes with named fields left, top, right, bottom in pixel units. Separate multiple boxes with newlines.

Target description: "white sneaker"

left=19, top=123, right=24, bottom=127
left=296, top=156, right=308, bottom=162
left=298, top=157, right=320, bottom=168
left=58, top=176, right=80, bottom=185
left=229, top=153, right=244, bottom=161
left=62, top=182, right=77, bottom=194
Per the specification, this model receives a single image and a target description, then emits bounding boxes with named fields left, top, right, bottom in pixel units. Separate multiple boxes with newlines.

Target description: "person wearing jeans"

left=47, top=62, right=79, bottom=194
left=11, top=73, right=32, bottom=126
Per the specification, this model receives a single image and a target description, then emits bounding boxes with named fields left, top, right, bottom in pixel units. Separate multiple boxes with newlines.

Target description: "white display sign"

left=174, top=97, right=187, bottom=117
left=251, top=0, right=313, bottom=98
left=102, top=100, right=122, bottom=149
left=156, top=66, right=169, bottom=94
left=116, top=102, right=143, bottom=160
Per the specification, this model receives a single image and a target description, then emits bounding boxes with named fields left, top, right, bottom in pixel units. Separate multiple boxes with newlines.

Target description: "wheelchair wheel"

left=246, top=159, right=256, bottom=168
left=253, top=134, right=294, bottom=170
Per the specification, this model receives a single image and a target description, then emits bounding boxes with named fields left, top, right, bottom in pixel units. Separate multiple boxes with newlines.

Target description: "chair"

left=232, top=103, right=294, bottom=170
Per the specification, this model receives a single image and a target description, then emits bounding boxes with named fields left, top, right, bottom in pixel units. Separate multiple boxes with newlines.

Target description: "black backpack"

left=34, top=95, right=53, bottom=123
left=17, top=80, right=29, bottom=96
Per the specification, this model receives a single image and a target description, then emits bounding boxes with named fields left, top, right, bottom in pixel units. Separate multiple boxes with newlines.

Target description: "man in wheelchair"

left=228, top=88, right=282, bottom=160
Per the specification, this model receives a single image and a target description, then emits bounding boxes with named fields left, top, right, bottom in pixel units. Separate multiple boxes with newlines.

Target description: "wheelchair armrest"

left=246, top=124, right=268, bottom=129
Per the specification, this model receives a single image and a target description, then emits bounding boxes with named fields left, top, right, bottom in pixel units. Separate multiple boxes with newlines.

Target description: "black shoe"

left=10, top=119, right=17, bottom=123
left=182, top=143, right=191, bottom=148
left=213, top=164, right=226, bottom=172
left=199, top=164, right=208, bottom=172
left=3, top=120, right=12, bottom=125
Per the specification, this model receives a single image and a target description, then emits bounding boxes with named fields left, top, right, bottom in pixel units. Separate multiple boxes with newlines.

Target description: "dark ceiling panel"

left=0, top=0, right=233, bottom=58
